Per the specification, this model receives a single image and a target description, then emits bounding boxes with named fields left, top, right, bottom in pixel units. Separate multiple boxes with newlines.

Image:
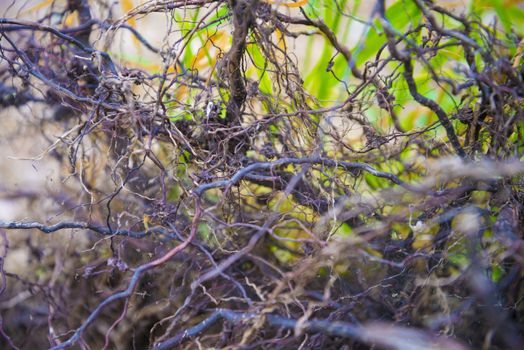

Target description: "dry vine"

left=0, top=0, right=523, bottom=349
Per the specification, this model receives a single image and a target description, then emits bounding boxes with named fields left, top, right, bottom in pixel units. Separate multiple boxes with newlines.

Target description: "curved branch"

left=0, top=18, right=117, bottom=75
left=0, top=220, right=160, bottom=238
left=192, top=156, right=413, bottom=196
left=402, top=59, right=467, bottom=159
left=154, top=308, right=470, bottom=350
left=222, top=0, right=257, bottom=122
left=49, top=199, right=203, bottom=350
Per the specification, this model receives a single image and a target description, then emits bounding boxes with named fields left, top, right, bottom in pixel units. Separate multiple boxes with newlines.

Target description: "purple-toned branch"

left=49, top=199, right=203, bottom=350
left=192, top=156, right=415, bottom=196
left=154, top=308, right=470, bottom=350
left=0, top=220, right=158, bottom=238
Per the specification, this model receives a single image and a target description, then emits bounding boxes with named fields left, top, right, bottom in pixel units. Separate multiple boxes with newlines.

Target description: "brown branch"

left=274, top=12, right=363, bottom=80
left=222, top=0, right=258, bottom=123
left=49, top=198, right=203, bottom=350
left=402, top=59, right=467, bottom=159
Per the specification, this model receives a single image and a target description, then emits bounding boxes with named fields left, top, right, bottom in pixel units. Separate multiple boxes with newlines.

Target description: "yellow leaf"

left=513, top=39, right=524, bottom=68
left=121, top=0, right=136, bottom=23
left=192, top=31, right=226, bottom=70
left=143, top=214, right=150, bottom=231
left=21, top=0, right=54, bottom=15
left=265, top=0, right=309, bottom=8
left=63, top=11, right=78, bottom=27
left=275, top=28, right=286, bottom=53
left=121, top=0, right=141, bottom=51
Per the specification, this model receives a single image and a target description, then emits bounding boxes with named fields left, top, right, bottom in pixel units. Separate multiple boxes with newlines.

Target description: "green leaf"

left=354, top=0, right=421, bottom=66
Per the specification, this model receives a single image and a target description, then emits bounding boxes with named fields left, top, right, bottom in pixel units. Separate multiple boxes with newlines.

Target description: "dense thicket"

left=1, top=1, right=524, bottom=349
